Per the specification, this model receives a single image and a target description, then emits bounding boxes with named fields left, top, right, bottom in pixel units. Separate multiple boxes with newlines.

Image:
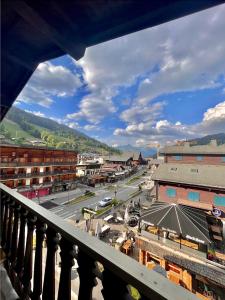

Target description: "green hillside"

left=0, top=107, right=120, bottom=155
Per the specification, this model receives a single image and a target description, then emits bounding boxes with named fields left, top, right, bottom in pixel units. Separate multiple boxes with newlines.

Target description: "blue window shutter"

left=196, top=156, right=203, bottom=161
left=173, top=155, right=182, bottom=161
left=222, top=156, right=225, bottom=162
left=187, top=191, right=200, bottom=201
left=214, top=195, right=225, bottom=207
left=166, top=188, right=176, bottom=197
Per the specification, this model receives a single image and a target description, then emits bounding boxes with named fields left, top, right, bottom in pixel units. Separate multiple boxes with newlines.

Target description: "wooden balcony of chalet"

left=0, top=170, right=77, bottom=180
left=0, top=183, right=197, bottom=300
left=0, top=161, right=77, bottom=168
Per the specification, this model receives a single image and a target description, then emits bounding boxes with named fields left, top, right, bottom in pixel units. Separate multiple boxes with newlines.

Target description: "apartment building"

left=154, top=141, right=225, bottom=209
left=152, top=141, right=225, bottom=250
left=0, top=144, right=77, bottom=198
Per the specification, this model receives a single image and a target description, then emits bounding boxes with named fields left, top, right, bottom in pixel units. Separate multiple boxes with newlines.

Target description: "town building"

left=135, top=141, right=225, bottom=298
left=76, top=160, right=102, bottom=177
left=161, top=140, right=225, bottom=165
left=153, top=141, right=225, bottom=246
left=0, top=144, right=77, bottom=198
left=103, top=153, right=134, bottom=166
left=136, top=233, right=225, bottom=300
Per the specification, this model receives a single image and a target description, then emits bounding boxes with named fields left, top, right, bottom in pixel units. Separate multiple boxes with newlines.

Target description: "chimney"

left=210, top=139, right=217, bottom=146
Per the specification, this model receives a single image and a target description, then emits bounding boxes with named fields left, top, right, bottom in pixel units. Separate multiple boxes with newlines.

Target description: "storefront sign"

left=186, top=235, right=205, bottom=244
left=84, top=212, right=91, bottom=220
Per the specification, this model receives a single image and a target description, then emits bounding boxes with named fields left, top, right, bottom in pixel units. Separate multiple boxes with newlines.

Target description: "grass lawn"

left=126, top=176, right=141, bottom=185
left=81, top=198, right=122, bottom=216
left=66, top=192, right=95, bottom=205
left=129, top=190, right=142, bottom=199
left=105, top=185, right=120, bottom=191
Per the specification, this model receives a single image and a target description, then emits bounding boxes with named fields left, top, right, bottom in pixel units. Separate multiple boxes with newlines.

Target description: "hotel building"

left=0, top=144, right=77, bottom=198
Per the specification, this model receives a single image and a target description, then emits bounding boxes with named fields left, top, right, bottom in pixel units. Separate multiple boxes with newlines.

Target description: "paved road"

left=38, top=167, right=154, bottom=220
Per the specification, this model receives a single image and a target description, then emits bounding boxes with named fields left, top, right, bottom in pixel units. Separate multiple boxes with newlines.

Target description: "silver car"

left=98, top=197, right=112, bottom=207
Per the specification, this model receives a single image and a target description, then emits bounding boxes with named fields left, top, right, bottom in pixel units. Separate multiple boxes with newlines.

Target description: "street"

left=36, top=167, right=154, bottom=220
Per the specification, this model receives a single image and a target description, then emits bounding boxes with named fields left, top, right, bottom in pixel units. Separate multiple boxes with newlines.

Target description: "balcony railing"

left=0, top=170, right=77, bottom=180
left=0, top=183, right=197, bottom=300
left=0, top=161, right=77, bottom=167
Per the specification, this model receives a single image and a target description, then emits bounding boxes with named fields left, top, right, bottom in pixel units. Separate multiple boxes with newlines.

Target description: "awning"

left=141, top=201, right=211, bottom=245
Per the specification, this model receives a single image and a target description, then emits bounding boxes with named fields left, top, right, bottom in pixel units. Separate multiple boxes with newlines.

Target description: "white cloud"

left=203, top=101, right=225, bottom=121
left=67, top=122, right=81, bottom=129
left=112, top=143, right=119, bottom=148
left=83, top=124, right=100, bottom=131
left=16, top=62, right=82, bottom=107
left=114, top=101, right=225, bottom=145
left=70, top=4, right=225, bottom=129
left=66, top=94, right=116, bottom=124
left=25, top=110, right=45, bottom=117
left=120, top=102, right=165, bottom=124
left=75, top=5, right=225, bottom=108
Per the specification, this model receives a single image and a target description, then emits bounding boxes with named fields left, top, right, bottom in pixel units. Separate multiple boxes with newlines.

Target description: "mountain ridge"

left=0, top=107, right=120, bottom=155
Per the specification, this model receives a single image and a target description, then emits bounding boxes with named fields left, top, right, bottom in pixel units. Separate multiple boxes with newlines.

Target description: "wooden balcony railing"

left=0, top=170, right=77, bottom=180
left=0, top=161, right=77, bottom=167
left=0, top=183, right=197, bottom=300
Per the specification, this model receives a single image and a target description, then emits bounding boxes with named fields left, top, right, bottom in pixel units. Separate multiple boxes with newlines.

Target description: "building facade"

left=152, top=141, right=225, bottom=250
left=0, top=145, right=77, bottom=198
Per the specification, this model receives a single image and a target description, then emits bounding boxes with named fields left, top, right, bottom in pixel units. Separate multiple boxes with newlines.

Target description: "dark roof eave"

left=153, top=179, right=225, bottom=191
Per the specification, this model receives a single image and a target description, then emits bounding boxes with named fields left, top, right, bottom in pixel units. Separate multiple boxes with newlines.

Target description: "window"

left=190, top=168, right=198, bottom=173
left=222, top=156, right=225, bottom=162
left=173, top=155, right=182, bottom=161
left=166, top=188, right=176, bottom=197
left=187, top=191, right=200, bottom=201
left=214, top=195, right=225, bottom=207
left=196, top=156, right=203, bottom=161
left=170, top=167, right=177, bottom=172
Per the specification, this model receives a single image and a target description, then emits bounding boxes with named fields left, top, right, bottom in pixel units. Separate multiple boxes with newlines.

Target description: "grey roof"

left=149, top=159, right=163, bottom=165
left=152, top=163, right=225, bottom=189
left=160, top=144, right=225, bottom=155
left=104, top=153, right=133, bottom=162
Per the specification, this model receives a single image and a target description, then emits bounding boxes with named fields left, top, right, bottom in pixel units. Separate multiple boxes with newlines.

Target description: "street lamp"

left=114, top=184, right=117, bottom=199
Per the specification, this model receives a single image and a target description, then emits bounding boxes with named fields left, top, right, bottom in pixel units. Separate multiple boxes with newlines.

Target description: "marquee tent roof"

left=141, top=201, right=211, bottom=244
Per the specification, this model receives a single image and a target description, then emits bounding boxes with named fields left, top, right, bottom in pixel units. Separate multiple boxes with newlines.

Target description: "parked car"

left=98, top=197, right=112, bottom=207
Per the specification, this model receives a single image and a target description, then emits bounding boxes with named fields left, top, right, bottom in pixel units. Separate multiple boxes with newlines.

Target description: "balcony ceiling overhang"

left=1, top=0, right=224, bottom=120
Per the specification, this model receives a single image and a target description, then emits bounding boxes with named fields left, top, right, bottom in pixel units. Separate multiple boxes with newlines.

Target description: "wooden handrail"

left=0, top=183, right=197, bottom=300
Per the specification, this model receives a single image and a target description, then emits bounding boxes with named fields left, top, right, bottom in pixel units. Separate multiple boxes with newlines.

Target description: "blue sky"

left=14, top=4, right=225, bottom=148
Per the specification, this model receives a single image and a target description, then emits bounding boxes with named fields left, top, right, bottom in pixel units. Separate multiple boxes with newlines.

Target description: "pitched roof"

left=104, top=153, right=133, bottom=162
left=160, top=143, right=225, bottom=155
left=152, top=163, right=225, bottom=189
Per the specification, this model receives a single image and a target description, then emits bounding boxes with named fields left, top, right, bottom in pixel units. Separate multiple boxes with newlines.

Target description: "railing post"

left=1, top=195, right=10, bottom=249
left=101, top=268, right=131, bottom=300
left=32, top=221, right=46, bottom=300
left=5, top=198, right=15, bottom=260
left=22, top=214, right=36, bottom=298
left=42, top=227, right=59, bottom=300
left=57, top=238, right=76, bottom=300
left=77, top=250, right=97, bottom=300
left=0, top=191, right=6, bottom=236
left=9, top=203, right=21, bottom=284
left=15, top=208, right=28, bottom=285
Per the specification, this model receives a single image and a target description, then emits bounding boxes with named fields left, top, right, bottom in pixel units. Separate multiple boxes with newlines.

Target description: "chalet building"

left=76, top=160, right=102, bottom=177
left=152, top=163, right=225, bottom=212
left=160, top=140, right=225, bottom=165
left=104, top=154, right=133, bottom=166
left=0, top=144, right=77, bottom=198
left=151, top=141, right=225, bottom=251
left=136, top=234, right=225, bottom=300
